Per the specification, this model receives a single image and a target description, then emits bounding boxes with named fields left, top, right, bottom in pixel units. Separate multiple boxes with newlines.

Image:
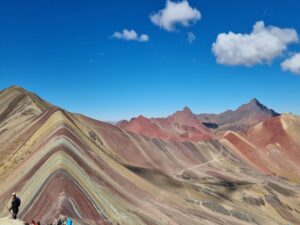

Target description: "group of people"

left=24, top=217, right=72, bottom=225
left=8, top=193, right=73, bottom=225
left=52, top=216, right=73, bottom=225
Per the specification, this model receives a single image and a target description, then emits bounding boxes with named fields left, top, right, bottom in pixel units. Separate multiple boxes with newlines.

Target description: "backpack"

left=16, top=197, right=21, bottom=207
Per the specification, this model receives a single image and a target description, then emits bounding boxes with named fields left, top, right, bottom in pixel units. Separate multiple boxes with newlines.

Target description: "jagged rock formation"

left=118, top=98, right=280, bottom=141
left=0, top=86, right=299, bottom=225
left=117, top=107, right=212, bottom=141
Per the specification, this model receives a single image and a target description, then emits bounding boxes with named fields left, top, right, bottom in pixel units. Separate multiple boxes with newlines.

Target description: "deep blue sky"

left=1, top=0, right=300, bottom=121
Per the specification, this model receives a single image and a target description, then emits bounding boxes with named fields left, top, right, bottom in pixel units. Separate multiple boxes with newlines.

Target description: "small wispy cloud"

left=187, top=32, right=196, bottom=44
left=150, top=0, right=201, bottom=32
left=281, top=53, right=300, bottom=75
left=112, top=29, right=149, bottom=42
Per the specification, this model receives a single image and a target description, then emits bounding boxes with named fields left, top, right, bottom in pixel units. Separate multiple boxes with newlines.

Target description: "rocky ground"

left=0, top=218, right=24, bottom=225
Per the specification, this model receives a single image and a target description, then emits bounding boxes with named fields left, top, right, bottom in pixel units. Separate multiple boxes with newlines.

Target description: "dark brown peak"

left=236, top=98, right=267, bottom=111
left=238, top=98, right=265, bottom=110
left=248, top=98, right=263, bottom=107
left=249, top=98, right=260, bottom=104
left=237, top=98, right=280, bottom=117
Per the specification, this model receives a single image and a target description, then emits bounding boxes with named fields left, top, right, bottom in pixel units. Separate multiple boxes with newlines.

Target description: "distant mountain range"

left=117, top=98, right=280, bottom=141
left=0, top=86, right=299, bottom=225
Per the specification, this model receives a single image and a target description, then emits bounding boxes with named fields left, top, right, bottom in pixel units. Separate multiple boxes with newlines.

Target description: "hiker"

left=9, top=192, right=21, bottom=219
left=56, top=217, right=64, bottom=225
left=63, top=217, right=67, bottom=225
left=31, top=220, right=38, bottom=225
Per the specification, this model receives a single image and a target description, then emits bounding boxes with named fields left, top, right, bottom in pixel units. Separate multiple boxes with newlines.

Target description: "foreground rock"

left=0, top=218, right=24, bottom=225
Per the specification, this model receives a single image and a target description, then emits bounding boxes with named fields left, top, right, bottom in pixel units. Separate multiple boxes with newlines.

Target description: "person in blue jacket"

left=66, top=217, right=73, bottom=225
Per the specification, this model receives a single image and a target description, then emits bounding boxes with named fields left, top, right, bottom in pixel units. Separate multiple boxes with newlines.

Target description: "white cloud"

left=112, top=29, right=149, bottom=42
left=150, top=0, right=201, bottom=31
left=139, top=34, right=150, bottom=42
left=212, top=21, right=299, bottom=66
left=281, top=53, right=300, bottom=75
left=187, top=32, right=196, bottom=43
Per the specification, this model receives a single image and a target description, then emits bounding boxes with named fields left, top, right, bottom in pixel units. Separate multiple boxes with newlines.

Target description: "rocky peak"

left=238, top=98, right=280, bottom=116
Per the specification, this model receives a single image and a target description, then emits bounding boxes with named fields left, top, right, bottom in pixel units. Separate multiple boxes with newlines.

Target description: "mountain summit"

left=211, top=98, right=280, bottom=131
left=238, top=98, right=279, bottom=116
left=118, top=106, right=213, bottom=141
left=119, top=98, right=280, bottom=140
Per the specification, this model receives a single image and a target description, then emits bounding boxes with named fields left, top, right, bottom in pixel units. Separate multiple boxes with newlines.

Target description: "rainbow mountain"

left=0, top=86, right=300, bottom=225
